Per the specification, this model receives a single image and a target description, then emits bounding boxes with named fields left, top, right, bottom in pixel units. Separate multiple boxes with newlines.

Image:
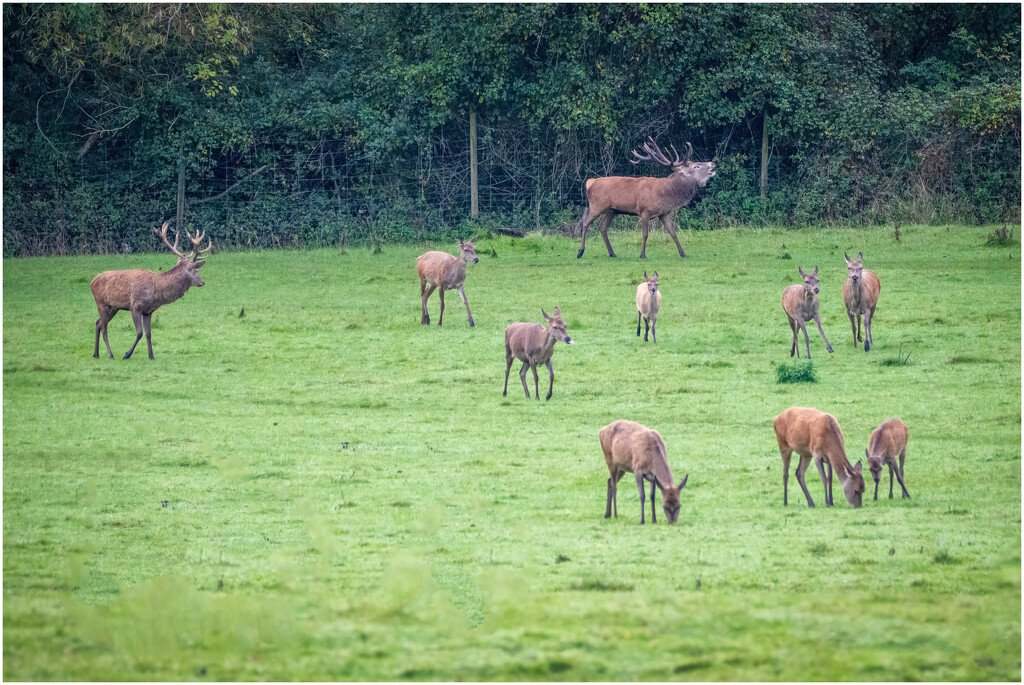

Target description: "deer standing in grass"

left=842, top=252, right=881, bottom=352
left=782, top=266, right=834, bottom=359
left=773, top=407, right=865, bottom=508
left=577, top=138, right=716, bottom=259
left=866, top=419, right=909, bottom=501
left=91, top=222, right=211, bottom=360
left=600, top=420, right=688, bottom=525
left=416, top=237, right=479, bottom=327
left=636, top=270, right=661, bottom=342
left=503, top=307, right=574, bottom=400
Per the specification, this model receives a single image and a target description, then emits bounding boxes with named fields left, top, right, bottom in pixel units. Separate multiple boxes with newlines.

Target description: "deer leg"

left=605, top=474, right=615, bottom=518
left=637, top=312, right=642, bottom=337
left=795, top=455, right=815, bottom=507
left=898, top=449, right=909, bottom=498
left=545, top=359, right=554, bottom=401
left=124, top=310, right=145, bottom=359
left=826, top=461, right=834, bottom=506
left=457, top=284, right=474, bottom=328
left=813, top=313, right=833, bottom=354
left=814, top=457, right=831, bottom=507
left=868, top=305, right=876, bottom=345
left=857, top=313, right=863, bottom=342
left=95, top=307, right=115, bottom=359
left=643, top=318, right=650, bottom=342
left=142, top=313, right=154, bottom=359
left=863, top=309, right=872, bottom=352
left=651, top=319, right=656, bottom=344
left=788, top=316, right=798, bottom=357
left=503, top=348, right=514, bottom=397
left=519, top=361, right=530, bottom=398
left=531, top=363, right=540, bottom=401
left=638, top=214, right=652, bottom=259
left=888, top=463, right=894, bottom=499
left=636, top=472, right=647, bottom=524
left=781, top=448, right=792, bottom=506
left=800, top=321, right=812, bottom=359
left=421, top=283, right=436, bottom=325
left=614, top=472, right=624, bottom=517
left=661, top=214, right=686, bottom=258
left=848, top=311, right=858, bottom=349
left=597, top=214, right=616, bottom=258
left=650, top=479, right=657, bottom=524
left=437, top=288, right=446, bottom=326
left=577, top=207, right=596, bottom=259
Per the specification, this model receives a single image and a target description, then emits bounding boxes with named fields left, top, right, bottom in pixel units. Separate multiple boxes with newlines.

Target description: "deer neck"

left=157, top=263, right=193, bottom=303
left=664, top=172, right=696, bottom=208
left=803, top=289, right=817, bottom=308
left=539, top=325, right=558, bottom=354
left=848, top=278, right=864, bottom=306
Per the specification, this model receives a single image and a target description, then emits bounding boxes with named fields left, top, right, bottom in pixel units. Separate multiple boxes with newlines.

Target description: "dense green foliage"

left=3, top=4, right=1021, bottom=256
left=3, top=226, right=1020, bottom=679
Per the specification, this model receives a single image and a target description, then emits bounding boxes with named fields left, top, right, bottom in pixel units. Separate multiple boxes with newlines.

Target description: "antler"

left=185, top=227, right=213, bottom=262
left=631, top=137, right=688, bottom=167
left=155, top=222, right=189, bottom=259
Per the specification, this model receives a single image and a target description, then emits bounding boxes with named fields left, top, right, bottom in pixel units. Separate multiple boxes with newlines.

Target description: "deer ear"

left=798, top=267, right=806, bottom=277
left=541, top=308, right=550, bottom=320
left=812, top=265, right=819, bottom=276
left=844, top=252, right=851, bottom=264
left=865, top=448, right=870, bottom=459
left=679, top=473, right=688, bottom=489
left=857, top=252, right=863, bottom=260
left=469, top=234, right=478, bottom=243
left=853, top=459, right=863, bottom=473
left=643, top=270, right=648, bottom=279
left=194, top=261, right=206, bottom=269
left=553, top=306, right=561, bottom=317
left=653, top=271, right=658, bottom=279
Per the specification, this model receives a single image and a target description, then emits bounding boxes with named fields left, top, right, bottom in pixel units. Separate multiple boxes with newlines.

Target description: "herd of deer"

left=88, top=138, right=906, bottom=524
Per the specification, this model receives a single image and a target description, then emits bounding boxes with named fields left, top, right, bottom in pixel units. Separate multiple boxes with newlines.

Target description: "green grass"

left=3, top=225, right=1020, bottom=680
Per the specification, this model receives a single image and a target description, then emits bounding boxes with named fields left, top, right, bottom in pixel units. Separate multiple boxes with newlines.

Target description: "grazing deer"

left=866, top=419, right=909, bottom=501
left=600, top=420, right=688, bottom=525
left=576, top=138, right=716, bottom=259
left=773, top=407, right=865, bottom=508
left=503, top=307, right=574, bottom=400
left=635, top=270, right=661, bottom=342
left=782, top=266, right=834, bottom=359
left=416, top=237, right=479, bottom=327
left=91, top=222, right=211, bottom=360
left=842, top=252, right=881, bottom=352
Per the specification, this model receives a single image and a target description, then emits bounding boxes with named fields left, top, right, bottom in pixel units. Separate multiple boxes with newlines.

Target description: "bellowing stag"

left=577, top=138, right=716, bottom=259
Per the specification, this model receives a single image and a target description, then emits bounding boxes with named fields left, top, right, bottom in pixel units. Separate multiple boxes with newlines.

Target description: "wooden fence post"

left=760, top=114, right=769, bottom=204
left=470, top=111, right=479, bottom=219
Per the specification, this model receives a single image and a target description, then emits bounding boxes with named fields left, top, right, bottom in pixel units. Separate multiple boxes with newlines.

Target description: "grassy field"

left=3, top=225, right=1020, bottom=680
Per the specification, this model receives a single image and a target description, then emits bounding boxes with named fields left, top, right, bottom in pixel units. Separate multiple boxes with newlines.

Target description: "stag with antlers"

left=90, top=222, right=212, bottom=359
left=577, top=137, right=716, bottom=259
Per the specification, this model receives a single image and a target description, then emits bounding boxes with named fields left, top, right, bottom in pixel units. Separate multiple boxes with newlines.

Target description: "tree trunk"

left=176, top=160, right=186, bottom=232
left=470, top=111, right=479, bottom=219
left=760, top=114, right=769, bottom=203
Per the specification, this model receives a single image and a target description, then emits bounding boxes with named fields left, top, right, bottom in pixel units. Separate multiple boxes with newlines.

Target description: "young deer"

left=503, top=307, right=574, bottom=400
left=600, top=420, right=688, bottom=525
left=773, top=407, right=865, bottom=508
left=866, top=419, right=909, bottom=501
left=635, top=270, right=661, bottom=342
left=577, top=138, right=716, bottom=259
left=842, top=252, right=881, bottom=352
left=416, top=237, right=479, bottom=327
left=91, top=222, right=211, bottom=360
left=782, top=266, right=834, bottom=359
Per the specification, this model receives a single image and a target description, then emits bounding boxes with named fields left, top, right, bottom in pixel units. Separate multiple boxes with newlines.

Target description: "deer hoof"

left=864, top=342, right=870, bottom=352
left=576, top=249, right=584, bottom=259
left=679, top=251, right=687, bottom=258
left=421, top=317, right=429, bottom=325
left=469, top=320, right=475, bottom=328
left=609, top=252, right=617, bottom=258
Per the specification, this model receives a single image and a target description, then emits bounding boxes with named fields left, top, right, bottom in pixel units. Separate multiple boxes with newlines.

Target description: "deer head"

left=157, top=221, right=212, bottom=287
left=797, top=266, right=820, bottom=295
left=844, top=251, right=864, bottom=284
left=631, top=137, right=716, bottom=186
left=841, top=460, right=865, bottom=508
left=458, top=236, right=479, bottom=264
left=643, top=270, right=659, bottom=296
left=541, top=307, right=573, bottom=345
left=660, top=473, right=688, bottom=523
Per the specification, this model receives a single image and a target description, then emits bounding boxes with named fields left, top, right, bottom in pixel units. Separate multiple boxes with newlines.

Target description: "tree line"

left=3, top=3, right=1020, bottom=256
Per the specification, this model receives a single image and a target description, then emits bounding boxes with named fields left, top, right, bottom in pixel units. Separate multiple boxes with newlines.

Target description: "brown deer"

left=503, top=307, right=574, bottom=400
left=600, top=420, right=688, bottom=525
left=576, top=138, right=716, bottom=259
left=842, top=252, right=881, bottom=352
left=635, top=270, right=661, bottom=342
left=866, top=419, right=909, bottom=501
left=774, top=407, right=864, bottom=508
left=416, top=237, right=479, bottom=327
left=91, top=222, right=211, bottom=360
left=782, top=266, right=834, bottom=359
